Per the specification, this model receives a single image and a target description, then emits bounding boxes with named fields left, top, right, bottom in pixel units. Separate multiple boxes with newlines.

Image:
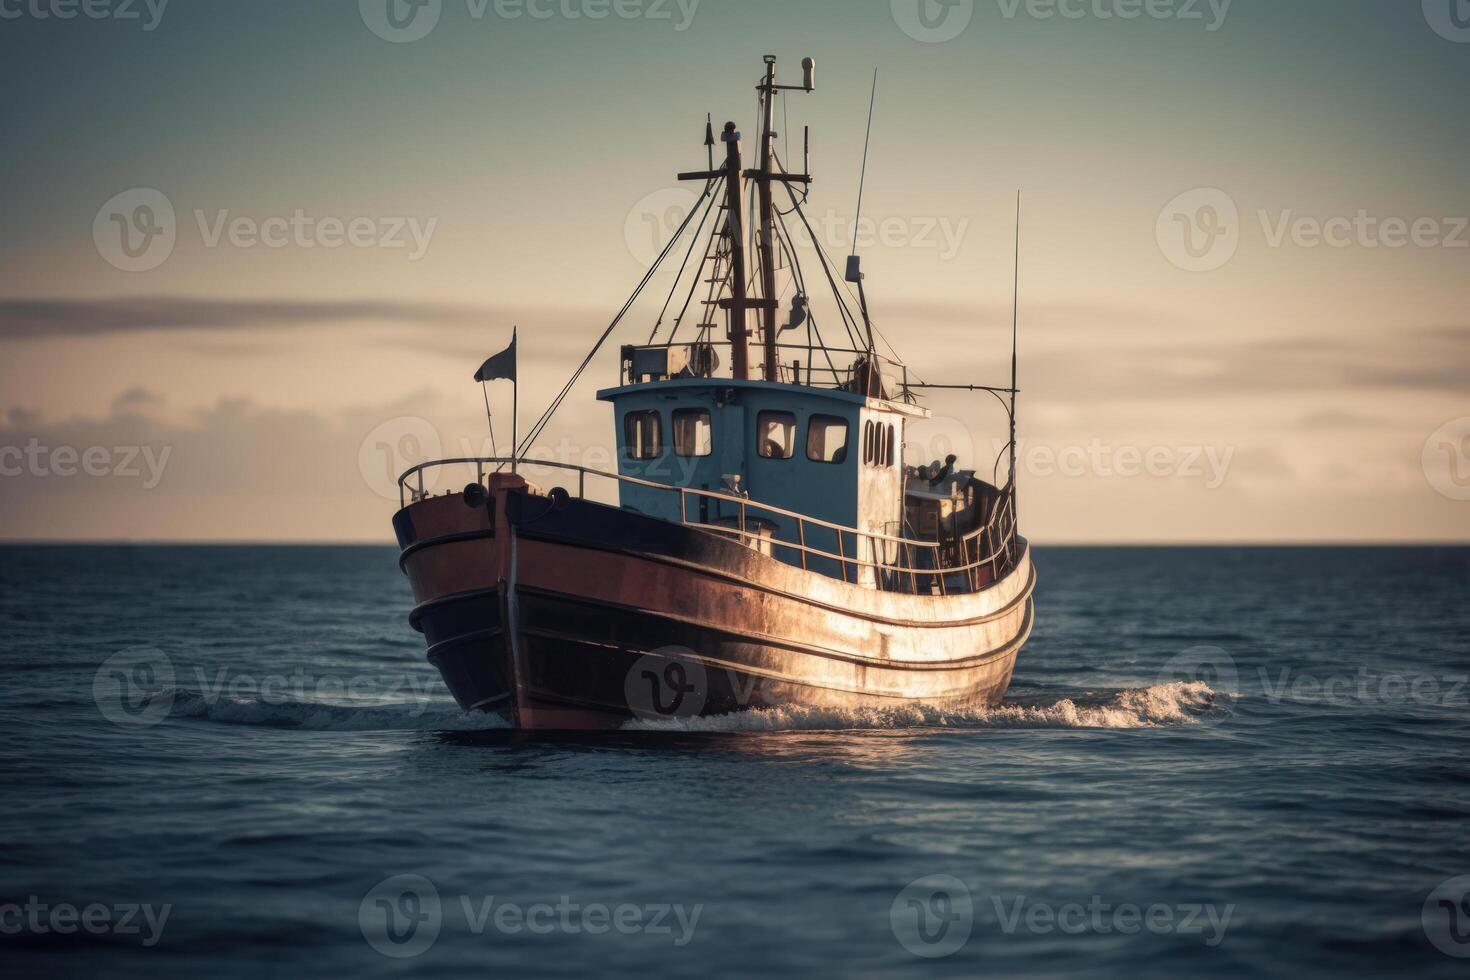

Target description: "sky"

left=0, top=0, right=1467, bottom=543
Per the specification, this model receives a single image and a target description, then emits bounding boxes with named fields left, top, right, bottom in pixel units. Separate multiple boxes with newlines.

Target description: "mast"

left=678, top=57, right=814, bottom=384
left=756, top=55, right=780, bottom=381
left=721, top=122, right=751, bottom=380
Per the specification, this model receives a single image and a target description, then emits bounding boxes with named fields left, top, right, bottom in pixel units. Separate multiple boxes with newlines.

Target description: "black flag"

left=474, top=329, right=516, bottom=383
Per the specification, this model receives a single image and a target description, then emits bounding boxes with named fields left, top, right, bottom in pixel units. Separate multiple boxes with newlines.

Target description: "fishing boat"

left=391, top=57, right=1035, bottom=730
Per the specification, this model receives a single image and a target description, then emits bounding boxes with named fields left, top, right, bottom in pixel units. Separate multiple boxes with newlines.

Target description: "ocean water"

left=2, top=545, right=1467, bottom=978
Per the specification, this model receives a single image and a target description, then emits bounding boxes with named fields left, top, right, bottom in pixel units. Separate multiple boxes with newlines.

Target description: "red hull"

left=394, top=475, right=1034, bottom=731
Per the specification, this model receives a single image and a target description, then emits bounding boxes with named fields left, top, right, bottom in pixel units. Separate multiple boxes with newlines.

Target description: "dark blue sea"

left=2, top=545, right=1467, bottom=978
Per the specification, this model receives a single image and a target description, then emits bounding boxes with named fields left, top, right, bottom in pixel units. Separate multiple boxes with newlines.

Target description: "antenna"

left=1009, top=191, right=1021, bottom=494
left=849, top=69, right=878, bottom=258
left=846, top=69, right=879, bottom=360
left=802, top=125, right=810, bottom=203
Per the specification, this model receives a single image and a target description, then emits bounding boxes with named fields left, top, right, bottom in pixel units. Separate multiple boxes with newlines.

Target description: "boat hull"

left=394, top=477, right=1034, bottom=730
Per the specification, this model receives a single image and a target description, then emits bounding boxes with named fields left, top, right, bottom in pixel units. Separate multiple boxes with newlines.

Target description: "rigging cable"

left=517, top=178, right=719, bottom=456
left=666, top=203, right=726, bottom=347
left=774, top=171, right=866, bottom=352
left=772, top=202, right=841, bottom=384
left=775, top=153, right=912, bottom=368
left=647, top=175, right=723, bottom=344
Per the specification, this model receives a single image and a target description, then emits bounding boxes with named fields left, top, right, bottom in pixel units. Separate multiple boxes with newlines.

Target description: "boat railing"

left=398, top=457, right=1020, bottom=594
left=621, top=341, right=911, bottom=396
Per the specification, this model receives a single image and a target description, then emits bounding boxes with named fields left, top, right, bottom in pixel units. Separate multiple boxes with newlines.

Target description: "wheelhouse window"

left=885, top=423, right=896, bottom=467
left=624, top=409, right=662, bottom=459
left=806, top=415, right=849, bottom=464
left=673, top=408, right=712, bottom=457
left=757, top=411, right=796, bottom=459
left=863, top=421, right=875, bottom=464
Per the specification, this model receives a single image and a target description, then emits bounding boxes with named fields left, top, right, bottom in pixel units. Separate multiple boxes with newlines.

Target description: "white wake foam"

left=623, top=681, right=1226, bottom=732
left=164, top=690, right=510, bottom=732
left=154, top=682, right=1223, bottom=734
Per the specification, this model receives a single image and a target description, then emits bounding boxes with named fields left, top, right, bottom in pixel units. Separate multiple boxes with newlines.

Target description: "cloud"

left=112, top=387, right=163, bottom=413
left=0, top=296, right=493, bottom=340
left=1008, top=323, right=1470, bottom=406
